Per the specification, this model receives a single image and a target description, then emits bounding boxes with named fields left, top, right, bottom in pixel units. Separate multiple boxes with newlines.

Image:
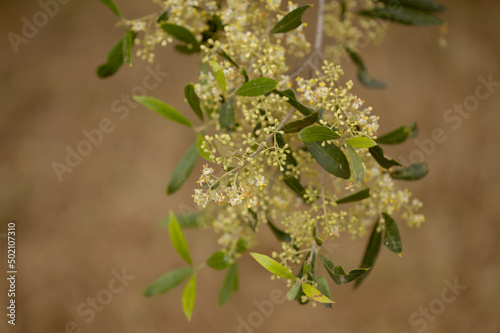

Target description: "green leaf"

left=157, top=10, right=169, bottom=23
left=319, top=254, right=370, bottom=285
left=390, top=162, right=428, bottom=181
left=218, top=50, right=240, bottom=68
left=376, top=122, right=418, bottom=144
left=276, top=134, right=306, bottom=199
left=182, top=274, right=196, bottom=321
left=283, top=112, right=318, bottom=133
left=169, top=212, right=193, bottom=265
left=241, top=66, right=249, bottom=82
left=299, top=126, right=341, bottom=142
left=383, top=213, right=402, bottom=256
left=270, top=5, right=312, bottom=34
left=207, top=251, right=231, bottom=270
left=359, top=7, right=444, bottom=26
left=235, top=77, right=278, bottom=97
left=98, top=0, right=122, bottom=17
left=235, top=239, right=249, bottom=253
left=345, top=47, right=386, bottom=88
left=301, top=283, right=334, bottom=304
left=144, top=267, right=193, bottom=297
left=185, top=84, right=203, bottom=121
left=196, top=134, right=213, bottom=161
left=174, top=44, right=198, bottom=54
left=122, top=29, right=135, bottom=66
left=267, top=219, right=292, bottom=243
left=336, top=188, right=370, bottom=204
left=314, top=275, right=333, bottom=308
left=161, top=23, right=200, bottom=50
left=305, top=141, right=350, bottom=179
left=286, top=283, right=302, bottom=301
left=346, top=136, right=376, bottom=148
left=347, top=145, right=364, bottom=183
left=354, top=220, right=383, bottom=289
left=134, top=96, right=192, bottom=127
left=378, top=0, right=446, bottom=12
left=209, top=61, right=227, bottom=93
left=167, top=143, right=198, bottom=194
left=250, top=252, right=296, bottom=280
left=97, top=32, right=136, bottom=78
left=218, top=264, right=238, bottom=306
left=219, top=98, right=235, bottom=131
left=160, top=212, right=203, bottom=228
left=369, top=145, right=402, bottom=169
left=273, top=89, right=314, bottom=116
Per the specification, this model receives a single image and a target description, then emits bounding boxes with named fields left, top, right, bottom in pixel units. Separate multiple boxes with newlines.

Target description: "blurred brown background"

left=1, top=0, right=499, bottom=332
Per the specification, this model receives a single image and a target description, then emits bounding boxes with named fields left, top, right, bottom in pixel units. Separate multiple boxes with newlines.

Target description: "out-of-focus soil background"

left=1, top=0, right=499, bottom=332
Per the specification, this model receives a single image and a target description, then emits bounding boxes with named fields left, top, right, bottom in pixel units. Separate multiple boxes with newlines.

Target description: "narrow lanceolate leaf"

left=250, top=253, right=296, bottom=280
left=301, top=283, right=334, bottom=304
left=336, top=188, right=370, bottom=204
left=299, top=127, right=341, bottom=142
left=286, top=283, right=302, bottom=301
left=167, top=142, right=198, bottom=194
left=241, top=66, right=249, bottom=82
left=206, top=251, right=231, bottom=270
left=161, top=23, right=200, bottom=51
left=358, top=7, right=444, bottom=26
left=354, top=220, right=383, bottom=289
left=97, top=32, right=136, bottom=78
left=185, top=83, right=203, bottom=121
left=376, top=122, right=418, bottom=145
left=98, top=0, right=122, bottom=17
left=383, top=213, right=402, bottom=256
left=169, top=211, right=193, bottom=265
left=276, top=134, right=306, bottom=199
left=270, top=5, right=312, bottom=34
left=218, top=264, right=238, bottom=306
left=267, top=219, right=292, bottom=243
left=345, top=47, right=386, bottom=88
left=160, top=212, right=203, bottom=228
left=208, top=61, right=227, bottom=93
left=218, top=50, right=240, bottom=68
left=378, top=0, right=446, bottom=12
left=305, top=141, right=350, bottom=179
left=315, top=275, right=333, bottom=308
left=319, top=254, right=370, bottom=285
left=347, top=145, right=364, bottom=183
left=144, top=267, right=193, bottom=297
left=235, top=77, right=278, bottom=97
left=122, top=29, right=135, bottom=66
left=369, top=145, right=402, bottom=169
left=196, top=134, right=213, bottom=161
left=390, top=162, right=429, bottom=181
left=219, top=98, right=235, bottom=131
left=182, top=274, right=196, bottom=321
left=273, top=89, right=314, bottom=116
left=283, top=112, right=318, bottom=133
left=134, top=96, right=192, bottom=127
left=346, top=136, right=376, bottom=148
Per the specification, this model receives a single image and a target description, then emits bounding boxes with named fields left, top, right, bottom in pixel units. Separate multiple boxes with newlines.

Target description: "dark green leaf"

left=377, top=0, right=445, bottom=12
left=369, top=145, right=402, bottom=169
left=376, top=122, right=418, bottom=144
left=209, top=61, right=227, bottom=93
left=161, top=23, right=200, bottom=50
left=305, top=141, right=350, bottom=179
left=182, top=274, right=196, bottom=321
left=157, top=10, right=169, bottom=23
left=299, top=126, right=341, bottom=142
left=250, top=252, right=296, bottom=280
left=383, top=213, right=402, bottom=256
left=219, top=98, right=235, bottom=131
left=97, top=33, right=136, bottom=78
left=169, top=212, right=193, bottom=266
left=283, top=177, right=306, bottom=200
left=267, top=219, right=292, bottom=243
left=174, top=44, right=198, bottom=54
left=276, top=134, right=306, bottom=199
left=347, top=145, right=364, bottom=183
left=390, top=162, right=428, bottom=181
left=354, top=220, right=382, bottom=288
left=273, top=89, right=314, bottom=116
left=286, top=283, right=302, bottom=301
left=270, top=5, right=312, bottom=34
left=319, top=254, right=370, bottom=285
left=241, top=66, right=249, bottom=82
left=359, top=7, right=444, bottom=26
left=235, top=77, right=278, bottom=97
left=346, top=136, right=376, bottom=148
left=336, top=188, right=370, bottom=204
left=218, top=50, right=240, bottom=68
left=122, top=29, right=135, bottom=66
left=345, top=47, right=386, bottom=88
left=207, top=251, right=231, bottom=270
left=134, top=96, right=192, bottom=127
left=283, top=112, right=318, bottom=133
left=98, top=0, right=121, bottom=17
left=144, top=267, right=193, bottom=297
left=167, top=143, right=198, bottom=194
left=218, top=264, right=238, bottom=306
left=185, top=83, right=203, bottom=121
